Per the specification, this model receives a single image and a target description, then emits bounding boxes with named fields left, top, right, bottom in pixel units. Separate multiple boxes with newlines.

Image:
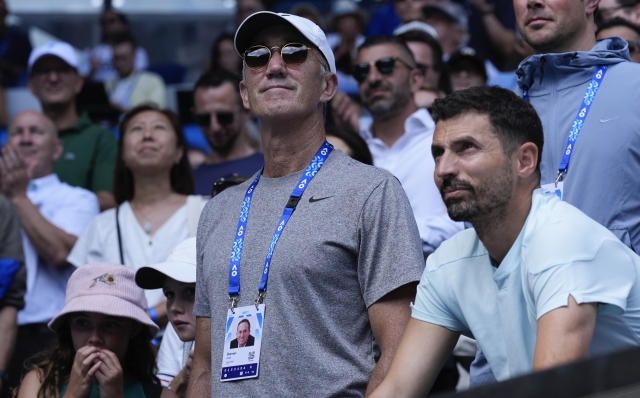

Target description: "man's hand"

left=0, top=145, right=31, bottom=200
left=533, top=295, right=597, bottom=371
left=369, top=319, right=460, bottom=398
left=64, top=346, right=103, bottom=398
left=95, top=349, right=125, bottom=398
left=331, top=92, right=361, bottom=134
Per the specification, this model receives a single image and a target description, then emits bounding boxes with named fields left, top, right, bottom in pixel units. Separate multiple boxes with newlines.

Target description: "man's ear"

left=74, top=75, right=85, bottom=96
left=409, top=67, right=425, bottom=95
left=319, top=73, right=339, bottom=104
left=239, top=80, right=251, bottom=110
left=516, top=142, right=539, bottom=179
left=52, top=138, right=64, bottom=162
left=586, top=0, right=599, bottom=16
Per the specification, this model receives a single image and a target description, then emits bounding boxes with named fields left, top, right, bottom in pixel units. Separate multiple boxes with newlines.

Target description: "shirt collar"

left=361, top=108, right=435, bottom=142
left=59, top=113, right=93, bottom=136
left=28, top=173, right=61, bottom=193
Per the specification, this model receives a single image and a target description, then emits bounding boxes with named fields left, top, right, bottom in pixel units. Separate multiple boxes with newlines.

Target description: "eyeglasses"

left=416, top=63, right=431, bottom=74
left=351, top=57, right=414, bottom=83
left=195, top=112, right=234, bottom=127
left=243, top=43, right=310, bottom=71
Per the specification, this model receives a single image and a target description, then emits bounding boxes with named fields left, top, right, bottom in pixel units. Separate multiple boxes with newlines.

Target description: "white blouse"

left=68, top=195, right=206, bottom=306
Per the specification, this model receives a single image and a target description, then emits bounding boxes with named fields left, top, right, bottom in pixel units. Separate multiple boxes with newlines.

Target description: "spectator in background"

left=448, top=47, right=488, bottom=92
left=191, top=70, right=263, bottom=196
left=422, top=1, right=469, bottom=59
left=27, top=42, right=118, bottom=211
left=207, top=33, right=243, bottom=77
left=354, top=36, right=463, bottom=257
left=79, top=8, right=149, bottom=83
left=236, top=0, right=266, bottom=27
left=597, top=18, right=640, bottom=63
left=327, top=0, right=367, bottom=75
left=598, top=0, right=640, bottom=24
left=68, top=106, right=205, bottom=329
left=0, top=0, right=31, bottom=88
left=1, top=110, right=99, bottom=390
left=325, top=125, right=373, bottom=166
left=136, top=237, right=197, bottom=396
left=106, top=33, right=167, bottom=111
left=0, top=196, right=25, bottom=398
left=290, top=2, right=327, bottom=31
left=396, top=0, right=432, bottom=24
left=14, top=263, right=174, bottom=398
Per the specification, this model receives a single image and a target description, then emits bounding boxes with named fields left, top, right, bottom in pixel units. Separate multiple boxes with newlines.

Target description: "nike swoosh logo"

left=600, top=117, right=619, bottom=123
left=309, top=196, right=334, bottom=203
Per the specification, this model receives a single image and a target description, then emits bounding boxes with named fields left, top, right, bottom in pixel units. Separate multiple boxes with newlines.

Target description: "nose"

left=18, top=131, right=34, bottom=146
left=169, top=299, right=184, bottom=316
left=265, top=48, right=288, bottom=77
left=434, top=150, right=458, bottom=186
left=365, top=63, right=383, bottom=84
left=46, top=69, right=61, bottom=82
left=87, top=327, right=104, bottom=347
left=209, top=114, right=222, bottom=133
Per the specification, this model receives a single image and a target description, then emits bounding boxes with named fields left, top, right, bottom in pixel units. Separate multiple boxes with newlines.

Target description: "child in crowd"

left=15, top=263, right=175, bottom=398
left=135, top=238, right=196, bottom=397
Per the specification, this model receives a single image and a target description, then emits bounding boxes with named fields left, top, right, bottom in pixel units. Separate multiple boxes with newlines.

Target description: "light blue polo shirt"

left=412, top=189, right=640, bottom=381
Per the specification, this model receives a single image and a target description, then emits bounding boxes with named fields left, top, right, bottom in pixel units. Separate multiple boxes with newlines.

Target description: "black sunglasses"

left=195, top=112, right=234, bottom=127
left=351, top=57, right=414, bottom=83
left=243, top=43, right=310, bottom=71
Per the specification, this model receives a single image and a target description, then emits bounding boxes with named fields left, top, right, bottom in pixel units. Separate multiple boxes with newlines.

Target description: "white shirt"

left=78, top=44, right=149, bottom=82
left=412, top=190, right=640, bottom=381
left=18, top=174, right=99, bottom=325
left=157, top=324, right=194, bottom=386
left=67, top=196, right=206, bottom=306
left=361, top=108, right=463, bottom=253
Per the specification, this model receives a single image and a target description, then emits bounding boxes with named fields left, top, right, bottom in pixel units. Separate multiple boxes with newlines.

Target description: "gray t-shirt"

left=194, top=150, right=424, bottom=397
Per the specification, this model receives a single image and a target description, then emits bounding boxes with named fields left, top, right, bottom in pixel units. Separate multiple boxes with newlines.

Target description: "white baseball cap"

left=135, top=237, right=197, bottom=290
left=28, top=41, right=78, bottom=73
left=394, top=21, right=439, bottom=40
left=234, top=11, right=336, bottom=74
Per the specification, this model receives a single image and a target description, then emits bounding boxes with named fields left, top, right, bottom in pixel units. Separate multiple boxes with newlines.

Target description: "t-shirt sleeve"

left=529, top=238, right=637, bottom=319
left=50, top=189, right=100, bottom=237
left=67, top=214, right=103, bottom=267
left=357, top=176, right=425, bottom=308
left=91, top=129, right=118, bottom=193
left=411, top=259, right=468, bottom=332
left=156, top=324, right=184, bottom=386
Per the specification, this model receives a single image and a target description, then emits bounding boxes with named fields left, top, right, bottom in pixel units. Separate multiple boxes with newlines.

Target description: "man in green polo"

left=27, top=41, right=117, bottom=211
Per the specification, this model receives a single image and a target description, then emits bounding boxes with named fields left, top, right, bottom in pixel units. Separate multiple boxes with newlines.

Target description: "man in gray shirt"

left=188, top=12, right=425, bottom=397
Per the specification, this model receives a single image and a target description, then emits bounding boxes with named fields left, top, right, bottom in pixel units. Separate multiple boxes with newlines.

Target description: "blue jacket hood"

left=516, top=37, right=631, bottom=92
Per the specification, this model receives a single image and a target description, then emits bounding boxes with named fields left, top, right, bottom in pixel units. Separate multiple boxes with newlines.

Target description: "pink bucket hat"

left=48, top=263, right=159, bottom=336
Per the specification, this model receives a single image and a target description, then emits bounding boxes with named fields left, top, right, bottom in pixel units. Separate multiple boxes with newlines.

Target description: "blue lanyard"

left=228, top=141, right=333, bottom=307
left=523, top=65, right=607, bottom=182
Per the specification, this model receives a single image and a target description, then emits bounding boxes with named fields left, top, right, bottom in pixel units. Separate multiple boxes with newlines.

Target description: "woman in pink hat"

left=15, top=263, right=176, bottom=398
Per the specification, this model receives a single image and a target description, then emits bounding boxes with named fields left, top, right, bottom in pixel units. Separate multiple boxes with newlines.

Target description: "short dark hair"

left=114, top=105, right=194, bottom=204
left=238, top=319, right=250, bottom=330
left=194, top=69, right=241, bottom=94
left=431, top=86, right=544, bottom=177
left=357, top=36, right=416, bottom=66
left=396, top=30, right=444, bottom=72
left=112, top=32, right=137, bottom=49
left=597, top=17, right=640, bottom=37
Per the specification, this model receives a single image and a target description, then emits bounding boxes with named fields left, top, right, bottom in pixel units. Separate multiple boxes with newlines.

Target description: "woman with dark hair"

left=15, top=263, right=176, bottom=398
left=68, top=106, right=206, bottom=328
left=325, top=126, right=374, bottom=166
left=207, top=33, right=242, bottom=77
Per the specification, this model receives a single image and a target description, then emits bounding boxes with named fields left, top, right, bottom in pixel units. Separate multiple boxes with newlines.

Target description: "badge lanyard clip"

left=227, top=141, right=333, bottom=309
left=554, top=170, right=566, bottom=187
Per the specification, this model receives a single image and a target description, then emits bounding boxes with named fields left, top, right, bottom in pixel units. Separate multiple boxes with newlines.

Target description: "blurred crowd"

left=1, top=0, right=640, bottom=397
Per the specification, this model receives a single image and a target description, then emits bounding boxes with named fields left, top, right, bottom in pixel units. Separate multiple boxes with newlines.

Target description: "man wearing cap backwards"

left=188, top=12, right=424, bottom=397
left=1, top=110, right=99, bottom=390
left=136, top=237, right=198, bottom=397
left=27, top=41, right=118, bottom=211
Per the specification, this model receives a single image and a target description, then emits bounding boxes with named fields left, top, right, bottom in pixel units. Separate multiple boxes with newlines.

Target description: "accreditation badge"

left=541, top=181, right=564, bottom=200
left=220, top=304, right=265, bottom=382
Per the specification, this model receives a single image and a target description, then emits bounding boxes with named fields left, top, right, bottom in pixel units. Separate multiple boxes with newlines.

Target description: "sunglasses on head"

left=243, top=43, right=310, bottom=71
left=351, top=57, right=414, bottom=83
left=195, top=112, right=234, bottom=127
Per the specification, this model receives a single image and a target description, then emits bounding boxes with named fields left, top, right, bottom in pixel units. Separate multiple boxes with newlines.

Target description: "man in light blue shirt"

left=370, top=85, right=640, bottom=397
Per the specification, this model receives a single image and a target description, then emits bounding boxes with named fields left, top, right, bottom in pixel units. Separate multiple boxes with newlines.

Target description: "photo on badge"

left=221, top=304, right=265, bottom=382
